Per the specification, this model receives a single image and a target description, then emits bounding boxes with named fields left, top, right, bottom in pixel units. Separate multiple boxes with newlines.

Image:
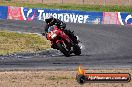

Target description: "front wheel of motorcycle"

left=73, top=44, right=81, bottom=55
left=57, top=42, right=70, bottom=57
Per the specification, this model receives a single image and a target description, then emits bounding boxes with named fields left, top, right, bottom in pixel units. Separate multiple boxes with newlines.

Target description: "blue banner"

left=118, top=12, right=132, bottom=25
left=0, top=6, right=8, bottom=19
left=0, top=6, right=131, bottom=25
left=21, top=7, right=103, bottom=24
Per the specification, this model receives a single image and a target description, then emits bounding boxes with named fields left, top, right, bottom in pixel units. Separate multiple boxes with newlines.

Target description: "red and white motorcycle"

left=46, top=25, right=81, bottom=57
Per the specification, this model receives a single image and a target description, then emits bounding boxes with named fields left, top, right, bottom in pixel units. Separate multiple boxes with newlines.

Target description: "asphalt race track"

left=0, top=20, right=132, bottom=70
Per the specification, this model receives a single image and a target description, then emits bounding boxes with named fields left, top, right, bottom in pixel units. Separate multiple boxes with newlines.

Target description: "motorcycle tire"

left=73, top=44, right=81, bottom=55
left=57, top=42, right=70, bottom=57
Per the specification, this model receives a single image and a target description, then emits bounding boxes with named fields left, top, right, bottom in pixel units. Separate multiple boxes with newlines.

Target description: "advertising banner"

left=20, top=7, right=103, bottom=24
left=0, top=6, right=130, bottom=25
left=103, top=12, right=132, bottom=25
left=118, top=12, right=132, bottom=25
left=102, top=12, right=120, bottom=24
left=0, top=6, right=8, bottom=19
left=8, top=6, right=24, bottom=20
left=21, top=7, right=37, bottom=21
left=38, top=9, right=103, bottom=24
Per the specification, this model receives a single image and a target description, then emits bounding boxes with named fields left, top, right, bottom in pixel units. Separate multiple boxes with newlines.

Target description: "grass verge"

left=0, top=30, right=50, bottom=55
left=0, top=2, right=132, bottom=12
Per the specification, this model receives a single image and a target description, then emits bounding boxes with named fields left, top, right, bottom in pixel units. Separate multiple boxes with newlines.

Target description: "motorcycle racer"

left=43, top=16, right=79, bottom=49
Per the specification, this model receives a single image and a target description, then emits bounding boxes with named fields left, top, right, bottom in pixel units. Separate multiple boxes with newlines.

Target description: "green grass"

left=0, top=30, right=50, bottom=55
left=0, top=2, right=132, bottom=12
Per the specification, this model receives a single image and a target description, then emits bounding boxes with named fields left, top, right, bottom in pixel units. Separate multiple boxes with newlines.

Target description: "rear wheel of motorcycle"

left=73, top=44, right=81, bottom=55
left=57, top=42, right=70, bottom=57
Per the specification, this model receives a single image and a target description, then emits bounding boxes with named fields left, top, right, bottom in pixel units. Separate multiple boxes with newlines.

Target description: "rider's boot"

left=51, top=42, right=59, bottom=50
left=64, top=30, right=79, bottom=44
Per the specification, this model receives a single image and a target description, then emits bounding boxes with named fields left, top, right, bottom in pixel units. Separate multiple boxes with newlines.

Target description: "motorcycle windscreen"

left=48, top=25, right=57, bottom=33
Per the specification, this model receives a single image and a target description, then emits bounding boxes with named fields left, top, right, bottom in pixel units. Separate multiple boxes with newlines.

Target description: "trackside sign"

left=8, top=6, right=103, bottom=24
left=35, top=8, right=103, bottom=24
left=0, top=6, right=131, bottom=25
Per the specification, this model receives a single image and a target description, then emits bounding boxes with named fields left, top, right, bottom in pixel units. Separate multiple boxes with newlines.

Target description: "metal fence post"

left=62, top=0, right=63, bottom=4
left=103, top=0, right=106, bottom=6
left=100, top=0, right=103, bottom=5
left=82, top=0, right=84, bottom=5
left=118, top=0, right=122, bottom=5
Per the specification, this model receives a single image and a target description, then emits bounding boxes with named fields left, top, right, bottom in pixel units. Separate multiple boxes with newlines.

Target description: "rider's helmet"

left=45, top=16, right=54, bottom=24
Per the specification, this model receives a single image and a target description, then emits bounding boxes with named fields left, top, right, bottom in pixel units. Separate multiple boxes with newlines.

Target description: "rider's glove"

left=55, top=23, right=58, bottom=25
left=41, top=32, right=45, bottom=36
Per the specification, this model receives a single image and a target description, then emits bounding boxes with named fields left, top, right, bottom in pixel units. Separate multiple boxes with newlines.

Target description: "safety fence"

left=1, top=0, right=132, bottom=6
left=0, top=6, right=131, bottom=25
